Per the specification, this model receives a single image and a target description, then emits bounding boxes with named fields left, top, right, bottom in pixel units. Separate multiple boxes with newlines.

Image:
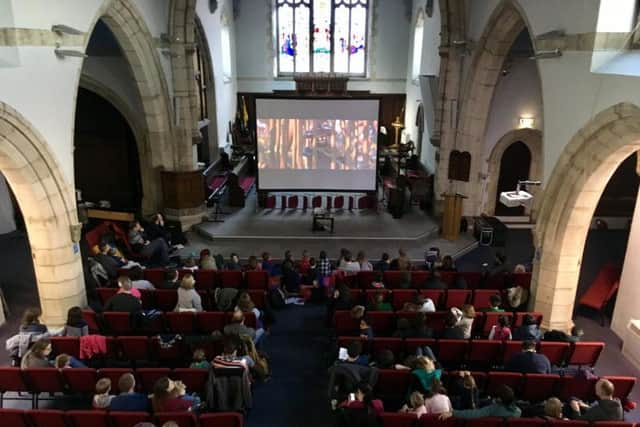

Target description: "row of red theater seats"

left=96, top=288, right=267, bottom=312
left=118, top=268, right=271, bottom=290
left=345, top=288, right=513, bottom=311
left=0, top=408, right=241, bottom=427
left=374, top=369, right=636, bottom=405
left=81, top=310, right=257, bottom=336
left=334, top=310, right=544, bottom=338
left=263, top=194, right=375, bottom=210
left=378, top=414, right=635, bottom=427
left=337, top=336, right=605, bottom=367
left=338, top=271, right=532, bottom=290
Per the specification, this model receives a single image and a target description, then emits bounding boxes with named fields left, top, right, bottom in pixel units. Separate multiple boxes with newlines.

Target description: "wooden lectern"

left=441, top=193, right=467, bottom=241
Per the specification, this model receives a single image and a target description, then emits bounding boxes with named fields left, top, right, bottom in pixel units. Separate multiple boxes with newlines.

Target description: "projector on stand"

left=499, top=180, right=541, bottom=208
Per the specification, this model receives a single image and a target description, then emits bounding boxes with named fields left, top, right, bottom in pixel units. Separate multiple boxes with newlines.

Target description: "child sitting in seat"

left=92, top=378, right=114, bottom=409
left=488, top=315, right=512, bottom=340
left=399, top=391, right=427, bottom=418
left=54, top=354, right=71, bottom=369
left=190, top=348, right=210, bottom=369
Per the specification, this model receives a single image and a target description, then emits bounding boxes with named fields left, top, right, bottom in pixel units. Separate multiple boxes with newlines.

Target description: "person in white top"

left=424, top=379, right=453, bottom=415
left=453, top=304, right=476, bottom=339
left=340, top=253, right=361, bottom=275
left=399, top=391, right=427, bottom=418
left=174, top=274, right=203, bottom=312
left=356, top=251, right=373, bottom=271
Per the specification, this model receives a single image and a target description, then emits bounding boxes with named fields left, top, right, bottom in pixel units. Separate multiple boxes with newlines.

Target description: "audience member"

left=175, top=274, right=203, bottom=312
left=440, top=311, right=465, bottom=339
left=160, top=269, right=180, bottom=289
left=339, top=381, right=385, bottom=417
left=359, top=316, right=374, bottom=340
left=376, top=253, right=391, bottom=272
left=393, top=318, right=413, bottom=339
left=110, top=373, right=149, bottom=411
left=146, top=213, right=172, bottom=247
left=488, top=315, right=513, bottom=340
left=398, top=271, right=412, bottom=289
left=129, top=266, right=155, bottom=290
left=513, top=264, right=527, bottom=274
left=298, top=250, right=311, bottom=275
left=20, top=338, right=52, bottom=368
left=104, top=277, right=142, bottom=313
left=441, top=384, right=521, bottom=419
left=438, top=255, right=457, bottom=272
left=513, top=314, right=542, bottom=341
left=410, top=356, right=442, bottom=394
left=424, top=379, right=453, bottom=415
left=569, top=379, right=623, bottom=421
left=213, top=336, right=255, bottom=370
left=543, top=397, right=567, bottom=420
left=92, top=378, right=113, bottom=409
left=200, top=250, right=218, bottom=270
left=225, top=253, right=242, bottom=271
left=423, top=270, right=447, bottom=289
left=357, top=251, right=373, bottom=271
left=395, top=249, right=411, bottom=271
left=373, top=349, right=395, bottom=369
left=368, top=293, right=392, bottom=312
left=246, top=255, right=261, bottom=271
left=118, top=274, right=141, bottom=299
left=318, top=250, right=332, bottom=281
left=543, top=326, right=584, bottom=343
left=20, top=307, right=48, bottom=335
left=488, top=294, right=505, bottom=312
left=341, top=340, right=369, bottom=366
left=455, top=305, right=475, bottom=339
left=281, top=250, right=300, bottom=292
left=183, top=256, right=199, bottom=271
left=340, top=253, right=361, bottom=274
left=150, top=377, right=192, bottom=412
left=190, top=348, right=211, bottom=369
left=410, top=312, right=434, bottom=338
left=449, top=371, right=479, bottom=410
left=236, top=292, right=264, bottom=339
left=128, top=221, right=171, bottom=266
left=304, top=257, right=318, bottom=285
left=261, top=252, right=275, bottom=275
left=94, top=242, right=121, bottom=279
left=224, top=310, right=258, bottom=342
left=338, top=248, right=349, bottom=269
left=370, top=272, right=384, bottom=289
left=54, top=353, right=71, bottom=369
left=62, top=306, right=88, bottom=336
left=399, top=391, right=427, bottom=418
left=214, top=287, right=239, bottom=312
left=506, top=340, right=551, bottom=374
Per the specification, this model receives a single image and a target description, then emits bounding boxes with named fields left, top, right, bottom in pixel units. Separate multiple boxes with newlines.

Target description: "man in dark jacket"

left=103, top=277, right=142, bottom=313
left=328, top=342, right=378, bottom=400
left=506, top=340, right=551, bottom=374
left=94, top=242, right=120, bottom=279
left=109, top=373, right=149, bottom=411
left=570, top=379, right=623, bottom=421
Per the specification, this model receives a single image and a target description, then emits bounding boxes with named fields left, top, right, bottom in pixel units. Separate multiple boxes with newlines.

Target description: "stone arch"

left=484, top=128, right=542, bottom=215
left=0, top=102, right=86, bottom=326
left=532, top=102, right=640, bottom=331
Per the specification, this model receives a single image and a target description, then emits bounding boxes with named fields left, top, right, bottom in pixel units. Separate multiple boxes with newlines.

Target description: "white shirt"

left=341, top=261, right=361, bottom=274
left=424, top=393, right=452, bottom=415
left=418, top=299, right=436, bottom=313
left=132, top=279, right=155, bottom=290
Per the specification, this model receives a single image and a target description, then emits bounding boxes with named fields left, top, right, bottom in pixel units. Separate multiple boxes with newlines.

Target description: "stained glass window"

left=276, top=0, right=369, bottom=75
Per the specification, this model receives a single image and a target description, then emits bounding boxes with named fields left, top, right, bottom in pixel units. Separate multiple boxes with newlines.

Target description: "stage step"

left=495, top=215, right=534, bottom=229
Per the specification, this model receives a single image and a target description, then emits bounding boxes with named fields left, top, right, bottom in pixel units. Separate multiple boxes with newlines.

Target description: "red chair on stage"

left=287, top=195, right=299, bottom=209
left=358, top=196, right=372, bottom=210
left=577, top=263, right=621, bottom=325
left=312, top=195, right=322, bottom=208
left=265, top=195, right=276, bottom=209
left=334, top=195, right=344, bottom=209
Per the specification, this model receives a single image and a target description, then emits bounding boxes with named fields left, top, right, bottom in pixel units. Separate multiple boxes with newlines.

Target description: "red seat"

left=383, top=272, right=404, bottom=289
left=172, top=368, right=209, bottom=394
left=464, top=417, right=505, bottom=427
left=0, top=367, right=30, bottom=407
left=194, top=269, right=216, bottom=290
left=67, top=410, right=109, bottom=427
left=513, top=312, right=543, bottom=327
left=486, top=371, right=522, bottom=396
left=506, top=419, right=547, bottom=427
left=460, top=272, right=483, bottom=289
left=405, top=338, right=437, bottom=355
left=538, top=341, right=570, bottom=366
left=166, top=311, right=196, bottom=333
left=199, top=412, right=244, bottom=427
left=381, top=412, right=418, bottom=427
left=137, top=368, right=171, bottom=393
left=62, top=368, right=98, bottom=394
left=368, top=312, right=396, bottom=336
left=97, top=287, right=117, bottom=305
left=247, top=290, right=267, bottom=308
left=197, top=311, right=226, bottom=333
left=143, top=268, right=166, bottom=286
left=472, top=290, right=500, bottom=310
left=445, top=290, right=471, bottom=309
left=27, top=409, right=67, bottom=427
left=0, top=409, right=28, bottom=427
left=578, top=263, right=621, bottom=312
left=246, top=271, right=269, bottom=289
left=22, top=368, right=65, bottom=407
left=287, top=195, right=299, bottom=209
left=50, top=336, right=81, bottom=359
left=219, top=271, right=243, bottom=288
left=547, top=421, right=589, bottom=427
left=335, top=310, right=360, bottom=336
left=109, top=411, right=151, bottom=427
left=437, top=340, right=469, bottom=365
left=482, top=312, right=513, bottom=336
left=439, top=272, right=457, bottom=286
left=98, top=368, right=134, bottom=389
left=265, top=195, right=276, bottom=209
left=155, top=289, right=179, bottom=312
left=103, top=312, right=133, bottom=335
left=503, top=340, right=524, bottom=364
left=312, top=196, right=322, bottom=209
left=468, top=340, right=502, bottom=367
left=371, top=338, right=403, bottom=357
left=151, top=335, right=186, bottom=363
left=567, top=342, right=605, bottom=366
left=375, top=369, right=412, bottom=401
left=592, top=423, right=636, bottom=427
left=602, top=376, right=636, bottom=400
left=139, top=289, right=155, bottom=310
left=522, top=373, right=560, bottom=402
left=156, top=412, right=198, bottom=427
left=118, top=336, right=151, bottom=361
left=420, top=290, right=445, bottom=309
left=557, top=375, right=597, bottom=401
left=411, top=271, right=430, bottom=288
left=426, top=311, right=448, bottom=332
left=392, top=290, right=418, bottom=310
left=419, top=414, right=458, bottom=427
left=82, top=310, right=100, bottom=334
left=365, top=289, right=392, bottom=305
left=357, top=271, right=377, bottom=289
left=334, top=195, right=344, bottom=209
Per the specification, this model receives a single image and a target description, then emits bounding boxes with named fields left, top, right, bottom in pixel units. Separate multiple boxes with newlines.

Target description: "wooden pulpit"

left=442, top=193, right=467, bottom=241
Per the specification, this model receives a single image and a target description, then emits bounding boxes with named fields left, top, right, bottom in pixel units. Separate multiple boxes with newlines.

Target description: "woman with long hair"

left=339, top=381, right=385, bottom=418
left=150, top=377, right=192, bottom=412
left=20, top=338, right=52, bottom=368
left=20, top=307, right=47, bottom=334
left=63, top=306, right=89, bottom=336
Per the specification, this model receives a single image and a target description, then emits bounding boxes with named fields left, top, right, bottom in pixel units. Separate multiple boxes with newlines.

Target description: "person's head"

left=522, top=340, right=537, bottom=352
left=199, top=249, right=211, bottom=260
left=309, top=257, right=316, bottom=267
left=462, top=304, right=476, bottom=318
left=248, top=255, right=258, bottom=269
left=571, top=326, right=584, bottom=338
left=162, top=422, right=179, bottom=427
left=165, top=269, right=178, bottom=282
left=237, top=292, right=255, bottom=311
left=344, top=252, right=352, bottom=262
left=95, top=377, right=111, bottom=395
left=415, top=356, right=435, bottom=372
left=408, top=391, right=425, bottom=409
left=355, top=381, right=373, bottom=403
left=522, top=314, right=537, bottom=326
left=230, top=253, right=239, bottom=263
left=22, top=307, right=42, bottom=326
left=129, top=266, right=144, bottom=281
left=374, top=272, right=383, bottom=283
left=262, top=252, right=271, bottom=262
left=350, top=305, right=365, bottom=320
left=54, top=353, right=71, bottom=369
left=381, top=252, right=390, bottom=262
left=151, top=377, right=174, bottom=410
left=319, top=250, right=327, bottom=260
left=155, top=213, right=164, bottom=225
left=375, top=349, right=395, bottom=369
left=98, top=242, right=110, bottom=254
left=118, top=373, right=136, bottom=393
left=284, top=250, right=292, bottom=261
left=184, top=257, right=197, bottom=268
left=399, top=249, right=407, bottom=258
left=445, top=311, right=459, bottom=328
left=193, top=348, right=206, bottom=362
left=490, top=294, right=502, bottom=309
left=129, top=221, right=141, bottom=232
left=495, top=384, right=515, bottom=406
left=441, top=255, right=454, bottom=269
left=30, top=338, right=52, bottom=358
left=463, top=372, right=477, bottom=389
left=66, top=306, right=83, bottom=326
left=180, top=274, right=196, bottom=290
left=425, top=378, right=446, bottom=398
left=302, top=250, right=309, bottom=258
left=223, top=336, right=239, bottom=356
left=513, top=264, right=526, bottom=274
left=347, top=341, right=362, bottom=360
left=595, top=378, right=615, bottom=400
left=356, top=251, right=365, bottom=262
left=497, top=315, right=510, bottom=328
left=117, top=276, right=133, bottom=292
left=359, top=317, right=370, bottom=331
left=544, top=397, right=564, bottom=418
left=231, top=310, right=245, bottom=325
left=415, top=295, right=425, bottom=306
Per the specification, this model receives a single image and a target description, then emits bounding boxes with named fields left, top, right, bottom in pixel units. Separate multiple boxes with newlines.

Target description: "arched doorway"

left=532, top=102, right=640, bottom=331
left=0, top=102, right=85, bottom=326
left=494, top=142, right=531, bottom=216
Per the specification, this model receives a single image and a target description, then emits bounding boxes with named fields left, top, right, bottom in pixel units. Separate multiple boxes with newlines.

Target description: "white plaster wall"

left=196, top=0, right=238, bottom=147
left=234, top=0, right=410, bottom=94
left=404, top=0, right=441, bottom=174
left=612, top=187, right=640, bottom=338
left=482, top=57, right=542, bottom=160
left=5, top=0, right=103, bottom=31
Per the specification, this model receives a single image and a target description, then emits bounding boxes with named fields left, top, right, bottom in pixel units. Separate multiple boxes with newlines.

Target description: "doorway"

left=494, top=141, right=531, bottom=216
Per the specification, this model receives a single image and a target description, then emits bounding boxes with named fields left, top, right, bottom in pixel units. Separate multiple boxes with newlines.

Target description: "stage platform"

left=189, top=195, right=478, bottom=261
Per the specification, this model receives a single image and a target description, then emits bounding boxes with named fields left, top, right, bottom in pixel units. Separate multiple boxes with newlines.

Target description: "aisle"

left=248, top=305, right=333, bottom=427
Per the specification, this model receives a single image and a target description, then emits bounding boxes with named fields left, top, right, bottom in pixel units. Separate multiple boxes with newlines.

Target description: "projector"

left=499, top=190, right=533, bottom=207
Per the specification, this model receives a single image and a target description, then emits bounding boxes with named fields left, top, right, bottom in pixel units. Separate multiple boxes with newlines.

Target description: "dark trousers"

left=141, top=238, right=170, bottom=265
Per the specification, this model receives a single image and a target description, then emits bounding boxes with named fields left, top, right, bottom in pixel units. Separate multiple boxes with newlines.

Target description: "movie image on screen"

left=256, top=98, right=379, bottom=191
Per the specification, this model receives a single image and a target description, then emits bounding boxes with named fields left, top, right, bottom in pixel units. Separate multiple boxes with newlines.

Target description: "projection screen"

left=255, top=98, right=379, bottom=191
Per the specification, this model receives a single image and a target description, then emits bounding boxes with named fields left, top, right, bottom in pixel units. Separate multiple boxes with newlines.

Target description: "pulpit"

left=441, top=193, right=466, bottom=241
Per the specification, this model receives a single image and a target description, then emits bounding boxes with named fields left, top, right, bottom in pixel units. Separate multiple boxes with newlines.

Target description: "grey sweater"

left=575, top=399, right=623, bottom=421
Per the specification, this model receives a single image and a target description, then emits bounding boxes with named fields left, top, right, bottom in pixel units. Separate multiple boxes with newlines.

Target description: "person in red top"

left=340, top=381, right=385, bottom=417
left=298, top=250, right=311, bottom=275
left=150, top=377, right=193, bottom=412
